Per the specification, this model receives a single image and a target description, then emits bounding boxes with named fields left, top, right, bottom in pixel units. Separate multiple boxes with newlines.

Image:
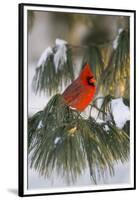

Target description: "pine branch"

left=97, top=30, right=129, bottom=96
left=28, top=94, right=130, bottom=184
left=32, top=46, right=74, bottom=95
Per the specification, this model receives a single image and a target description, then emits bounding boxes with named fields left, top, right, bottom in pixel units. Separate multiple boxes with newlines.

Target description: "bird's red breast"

left=62, top=64, right=96, bottom=112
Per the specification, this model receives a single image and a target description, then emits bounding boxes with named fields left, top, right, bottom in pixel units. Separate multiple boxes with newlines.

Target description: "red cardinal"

left=62, top=63, right=96, bottom=112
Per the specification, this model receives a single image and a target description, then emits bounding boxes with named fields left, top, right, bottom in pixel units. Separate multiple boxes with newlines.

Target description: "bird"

left=62, top=63, right=96, bottom=112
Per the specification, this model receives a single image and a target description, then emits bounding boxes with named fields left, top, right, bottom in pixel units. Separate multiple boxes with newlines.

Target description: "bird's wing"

left=62, top=79, right=84, bottom=104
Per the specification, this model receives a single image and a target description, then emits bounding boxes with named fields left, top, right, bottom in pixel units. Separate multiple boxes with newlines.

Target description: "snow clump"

left=54, top=38, right=68, bottom=72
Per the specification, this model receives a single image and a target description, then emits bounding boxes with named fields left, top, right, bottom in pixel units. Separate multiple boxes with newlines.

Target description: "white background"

left=0, top=0, right=138, bottom=199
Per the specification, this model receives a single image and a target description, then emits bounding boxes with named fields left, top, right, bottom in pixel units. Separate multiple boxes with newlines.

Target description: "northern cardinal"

left=62, top=63, right=96, bottom=112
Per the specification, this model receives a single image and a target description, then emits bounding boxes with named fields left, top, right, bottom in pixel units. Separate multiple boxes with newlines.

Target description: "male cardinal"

left=62, top=63, right=96, bottom=112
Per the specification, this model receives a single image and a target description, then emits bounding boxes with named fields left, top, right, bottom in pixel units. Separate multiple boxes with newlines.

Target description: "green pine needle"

left=98, top=30, right=129, bottom=96
left=32, top=47, right=74, bottom=95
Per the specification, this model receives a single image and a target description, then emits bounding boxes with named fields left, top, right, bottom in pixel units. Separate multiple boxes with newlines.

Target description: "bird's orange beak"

left=89, top=78, right=96, bottom=84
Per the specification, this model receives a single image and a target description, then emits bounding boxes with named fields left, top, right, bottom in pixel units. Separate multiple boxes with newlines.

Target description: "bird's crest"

left=80, top=63, right=95, bottom=81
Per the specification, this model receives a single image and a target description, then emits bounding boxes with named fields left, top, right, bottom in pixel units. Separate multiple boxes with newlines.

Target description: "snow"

left=37, top=38, right=68, bottom=72
left=103, top=124, right=110, bottom=132
left=96, top=119, right=110, bottom=133
left=96, top=97, right=130, bottom=130
left=37, top=47, right=53, bottom=67
left=96, top=118, right=105, bottom=124
left=28, top=160, right=130, bottom=189
left=113, top=28, right=123, bottom=49
left=54, top=38, right=68, bottom=72
left=54, top=137, right=61, bottom=144
left=37, top=120, right=43, bottom=129
left=55, top=38, right=67, bottom=46
left=111, top=98, right=130, bottom=129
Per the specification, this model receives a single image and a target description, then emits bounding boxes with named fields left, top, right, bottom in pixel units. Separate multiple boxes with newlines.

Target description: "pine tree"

left=28, top=14, right=130, bottom=184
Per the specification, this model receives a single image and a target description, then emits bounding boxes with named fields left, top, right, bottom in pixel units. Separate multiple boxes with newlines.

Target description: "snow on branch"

left=33, top=38, right=74, bottom=95
left=54, top=38, right=68, bottom=72
left=94, top=96, right=130, bottom=131
left=37, top=47, right=53, bottom=67
left=111, top=98, right=130, bottom=129
left=37, top=39, right=68, bottom=72
left=54, top=137, right=61, bottom=145
left=112, top=28, right=123, bottom=49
